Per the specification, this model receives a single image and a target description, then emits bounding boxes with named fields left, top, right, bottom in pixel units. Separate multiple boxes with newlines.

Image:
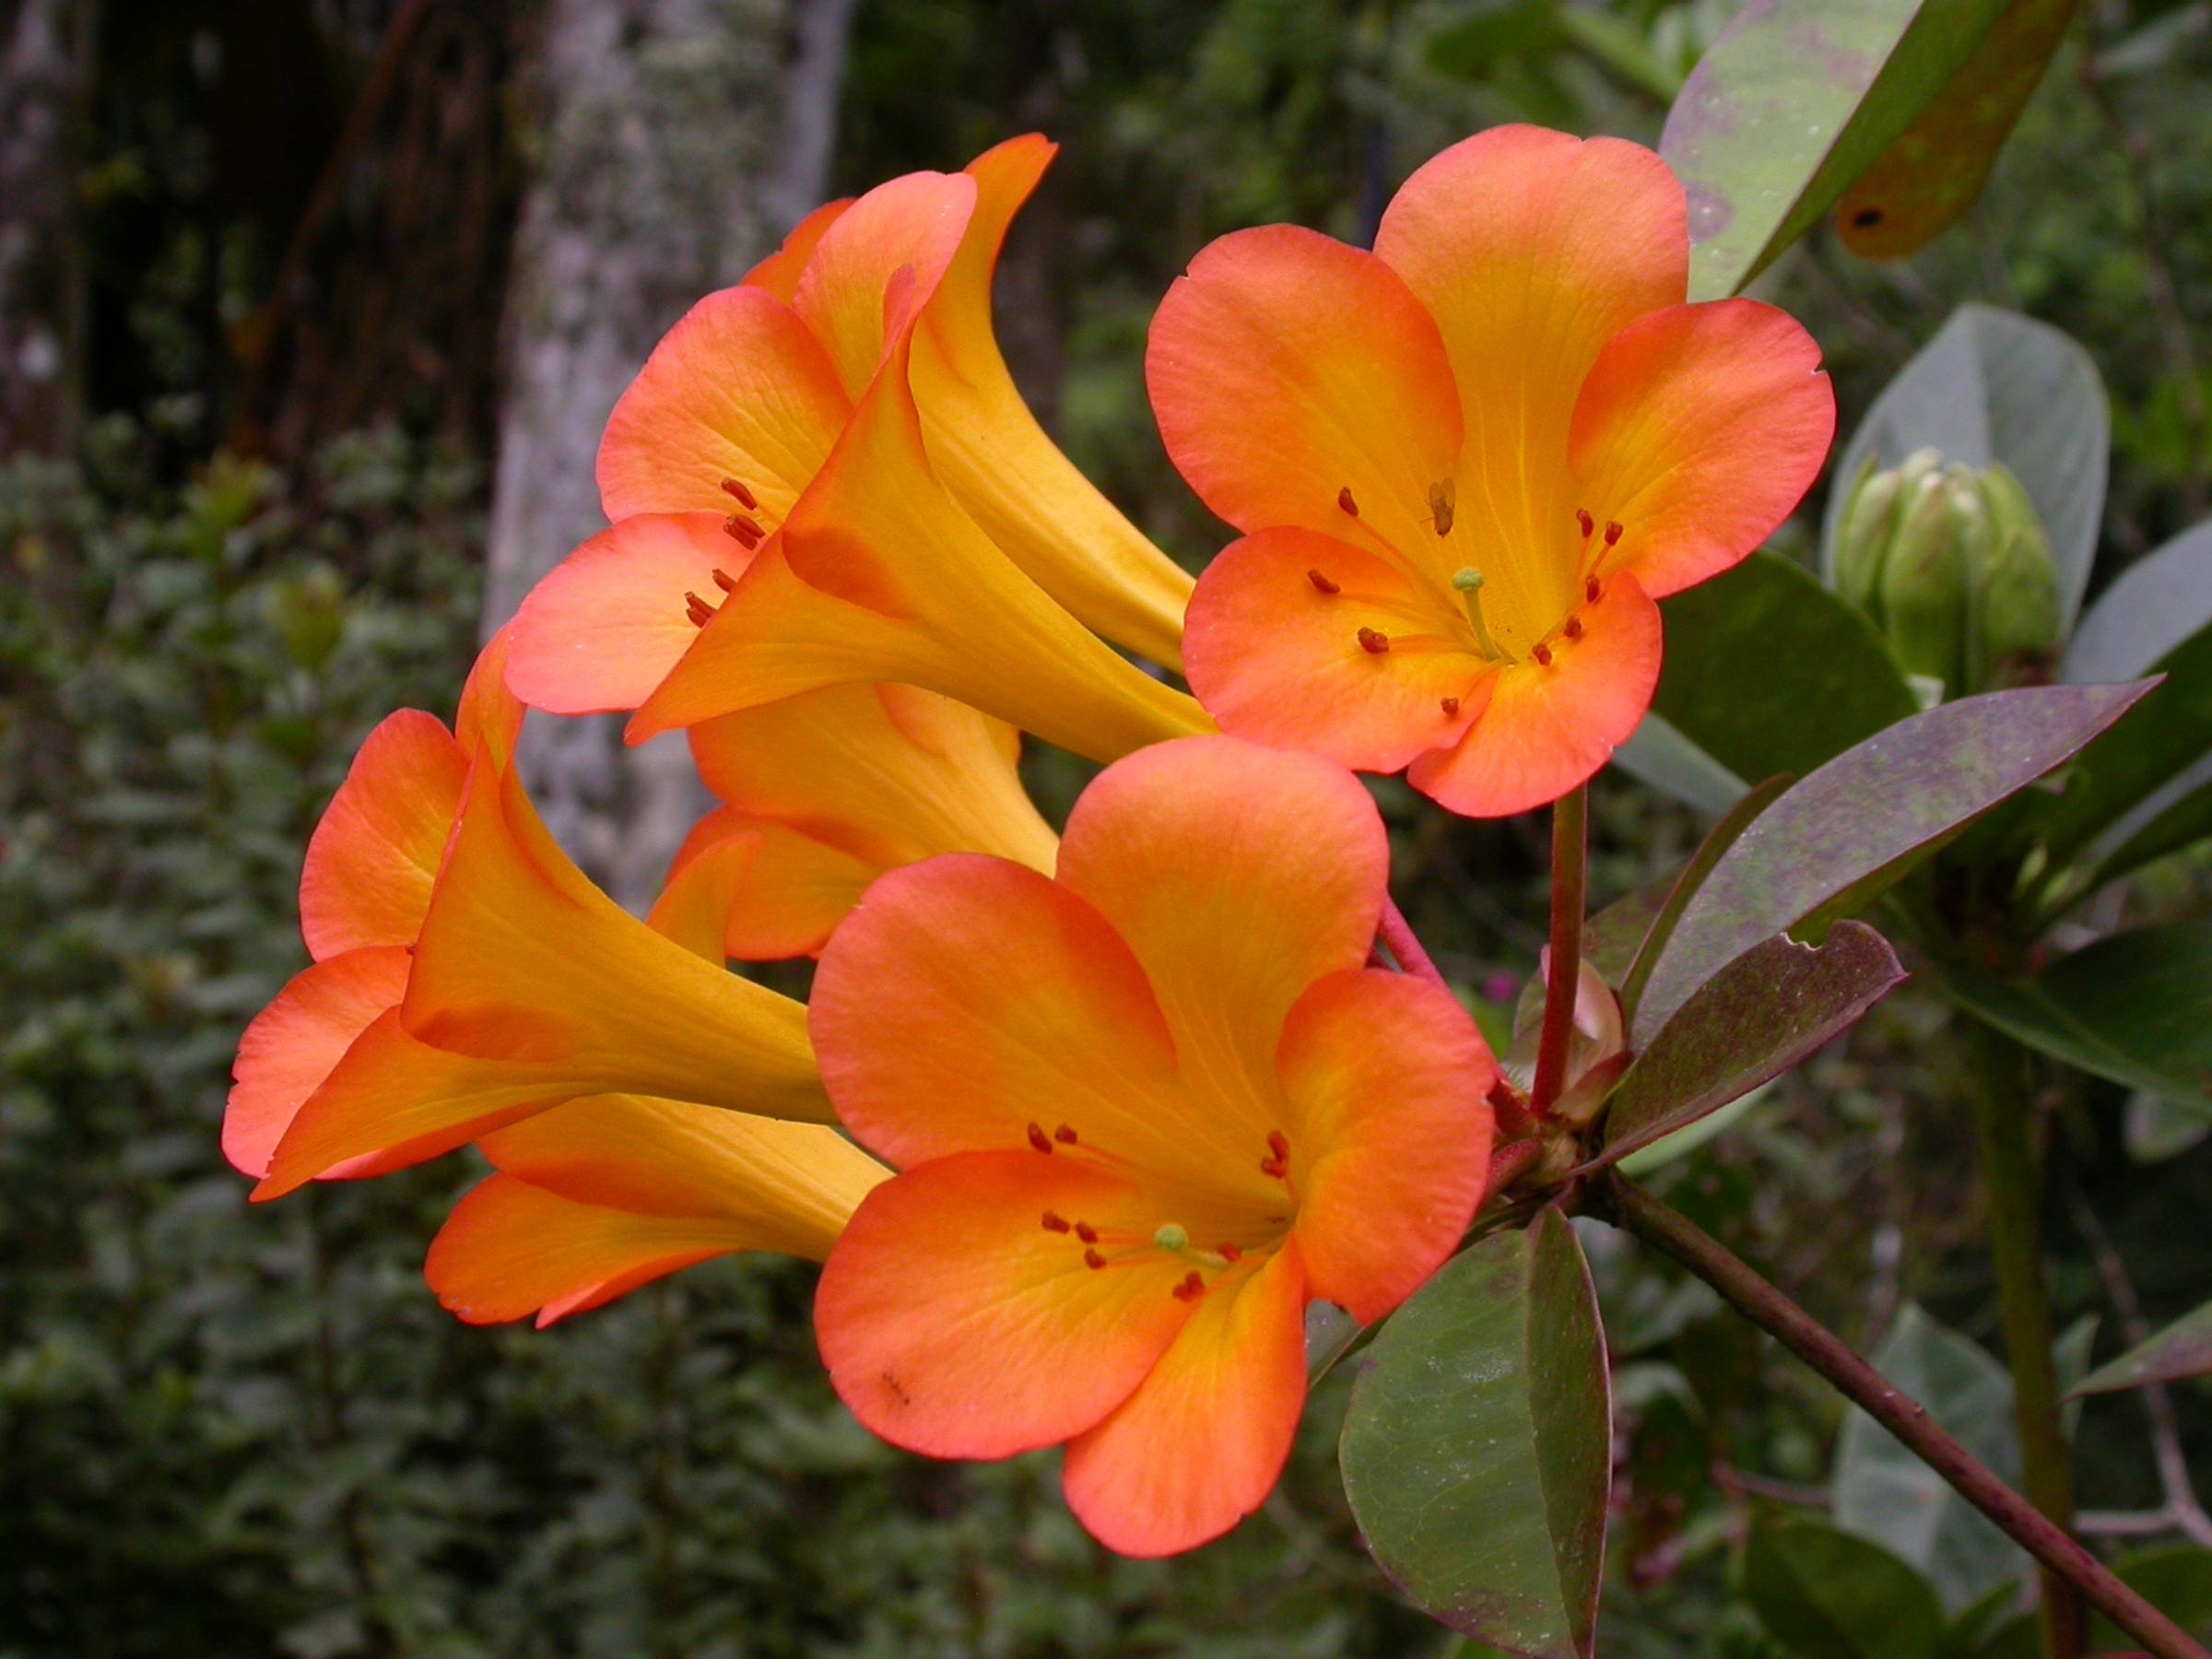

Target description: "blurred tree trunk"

left=483, top=0, right=854, bottom=908
left=0, top=0, right=95, bottom=454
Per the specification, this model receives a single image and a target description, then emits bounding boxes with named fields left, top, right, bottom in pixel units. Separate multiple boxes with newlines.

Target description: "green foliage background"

left=5, top=1, right=2211, bottom=1655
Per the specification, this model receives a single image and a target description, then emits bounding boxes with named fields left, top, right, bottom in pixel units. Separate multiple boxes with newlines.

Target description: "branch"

left=1605, top=1174, right=2211, bottom=1659
left=1532, top=786, right=1587, bottom=1112
left=1378, top=895, right=1449, bottom=992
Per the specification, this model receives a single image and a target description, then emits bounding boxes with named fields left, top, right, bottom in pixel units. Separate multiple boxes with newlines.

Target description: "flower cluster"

left=230, top=126, right=1828, bottom=1555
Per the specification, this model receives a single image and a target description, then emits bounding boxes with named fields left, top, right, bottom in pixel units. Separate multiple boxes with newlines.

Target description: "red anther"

left=1217, top=1243, right=1243, bottom=1263
left=1308, top=569, right=1341, bottom=595
left=1576, top=508, right=1594, bottom=538
left=1084, top=1248, right=1108, bottom=1269
left=1603, top=521, right=1623, bottom=546
left=720, top=477, right=759, bottom=510
left=1027, top=1123, right=1053, bottom=1154
left=1267, top=1131, right=1290, bottom=1161
left=1075, top=1221, right=1100, bottom=1243
left=1337, top=487, right=1359, bottom=517
left=1041, top=1211, right=1071, bottom=1233
left=1259, top=1157, right=1287, bottom=1178
left=1563, top=617, right=1584, bottom=640
left=1171, top=1271, right=1206, bottom=1302
left=684, top=592, right=715, bottom=627
left=1053, top=1124, right=1078, bottom=1144
left=1441, top=696, right=1461, bottom=717
left=723, top=513, right=762, bottom=547
left=1358, top=627, right=1390, bottom=654
left=711, top=567, right=738, bottom=594
left=1532, top=642, right=1554, bottom=666
left=1585, top=576, right=1601, bottom=603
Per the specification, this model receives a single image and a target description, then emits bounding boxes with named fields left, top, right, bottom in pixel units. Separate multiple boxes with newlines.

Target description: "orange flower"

left=673, top=682, right=1057, bottom=959
left=228, top=645, right=828, bottom=1199
left=427, top=1094, right=887, bottom=1327
left=505, top=138, right=1206, bottom=761
left=1148, top=125, right=1834, bottom=817
left=808, top=735, right=1495, bottom=1556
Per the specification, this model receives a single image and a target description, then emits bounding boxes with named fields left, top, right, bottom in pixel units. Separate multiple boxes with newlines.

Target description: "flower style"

left=228, top=641, right=829, bottom=1200
left=1147, top=124, right=1835, bottom=817
left=428, top=1094, right=887, bottom=1327
left=506, top=138, right=1206, bottom=762
left=675, top=681, right=1058, bottom=960
left=808, top=735, right=1496, bottom=1555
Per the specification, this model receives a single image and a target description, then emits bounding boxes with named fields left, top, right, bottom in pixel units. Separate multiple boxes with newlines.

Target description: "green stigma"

left=1451, top=567, right=1512, bottom=663
left=1153, top=1222, right=1190, bottom=1253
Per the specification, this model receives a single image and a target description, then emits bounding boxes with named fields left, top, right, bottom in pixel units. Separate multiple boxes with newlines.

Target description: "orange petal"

left=297, top=711, right=466, bottom=959
left=1375, top=125, right=1685, bottom=426
left=912, top=135, right=1194, bottom=669
left=428, top=1173, right=756, bottom=1327
left=791, top=169, right=977, bottom=396
left=454, top=622, right=523, bottom=766
left=741, top=196, right=854, bottom=302
left=1056, top=735, right=1387, bottom=1106
left=629, top=342, right=1211, bottom=763
left=505, top=513, right=758, bottom=714
left=808, top=854, right=1189, bottom=1172
left=225, top=945, right=410, bottom=1176
left=643, top=825, right=761, bottom=960
left=814, top=1150, right=1195, bottom=1460
left=1183, top=527, right=1486, bottom=773
left=1061, top=1239, right=1307, bottom=1557
left=1406, top=571, right=1662, bottom=818
left=477, top=1093, right=885, bottom=1230
left=1277, top=970, right=1493, bottom=1322
left=1147, top=224, right=1460, bottom=560
left=1569, top=299, right=1834, bottom=600
left=255, top=1006, right=565, bottom=1198
left=400, top=757, right=828, bottom=1123
left=594, top=284, right=852, bottom=522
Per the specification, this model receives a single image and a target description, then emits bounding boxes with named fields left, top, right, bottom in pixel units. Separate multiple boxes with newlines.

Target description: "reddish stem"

left=1532, top=786, right=1588, bottom=1112
left=1378, top=895, right=1448, bottom=991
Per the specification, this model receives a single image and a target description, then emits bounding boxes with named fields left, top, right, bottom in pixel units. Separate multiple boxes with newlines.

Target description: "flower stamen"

left=1358, top=627, right=1390, bottom=654
left=1451, top=568, right=1513, bottom=664
left=1308, top=569, right=1341, bottom=595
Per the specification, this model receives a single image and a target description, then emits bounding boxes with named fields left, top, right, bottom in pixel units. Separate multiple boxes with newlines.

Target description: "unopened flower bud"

left=1964, top=465, right=2061, bottom=690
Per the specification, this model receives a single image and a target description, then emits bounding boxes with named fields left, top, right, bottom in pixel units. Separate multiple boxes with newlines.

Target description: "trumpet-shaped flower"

left=675, top=682, right=1057, bottom=959
left=229, top=668, right=828, bottom=1198
left=1148, top=125, right=1834, bottom=816
left=428, top=1094, right=887, bottom=1326
left=808, top=735, right=1496, bottom=1556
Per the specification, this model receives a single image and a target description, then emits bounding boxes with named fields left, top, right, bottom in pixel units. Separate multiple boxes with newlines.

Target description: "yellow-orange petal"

left=477, top=1093, right=885, bottom=1232
left=642, top=825, right=762, bottom=960
left=1569, top=299, right=1834, bottom=600
left=791, top=169, right=977, bottom=396
left=1061, top=1238, right=1307, bottom=1557
left=454, top=622, right=524, bottom=766
left=1277, top=969, right=1493, bottom=1323
left=594, top=284, right=852, bottom=522
left=1147, top=224, right=1460, bottom=560
left=809, top=853, right=1191, bottom=1172
left=505, top=513, right=758, bottom=714
left=254, top=1006, right=564, bottom=1198
left=912, top=135, right=1194, bottom=669
left=225, top=945, right=410, bottom=1176
left=665, top=808, right=870, bottom=961
left=1056, top=735, right=1387, bottom=1108
left=1406, top=571, right=1662, bottom=818
left=428, top=1174, right=757, bottom=1326
left=296, top=711, right=466, bottom=959
left=814, top=1150, right=1195, bottom=1460
left=400, top=757, right=829, bottom=1123
left=1376, top=125, right=1686, bottom=431
left=1183, top=527, right=1486, bottom=773
left=741, top=196, right=854, bottom=302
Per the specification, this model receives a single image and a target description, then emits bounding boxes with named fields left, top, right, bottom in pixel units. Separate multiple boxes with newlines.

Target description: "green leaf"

left=1635, top=682, right=2151, bottom=1034
left=2125, top=1091, right=2212, bottom=1163
left=1743, top=1523, right=1947, bottom=1659
left=1821, top=305, right=2110, bottom=630
left=1591, top=923, right=1904, bottom=1170
left=1651, top=554, right=1918, bottom=793
left=1833, top=1305, right=2027, bottom=1611
left=2064, top=522, right=2212, bottom=684
left=1611, top=710, right=1749, bottom=816
left=2040, top=620, right=2212, bottom=868
left=2091, top=1546, right=2212, bottom=1647
left=1939, top=921, right=2212, bottom=1107
left=2074, top=1297, right=2212, bottom=1396
left=1614, top=1084, right=1770, bottom=1176
left=1305, top=1300, right=1363, bottom=1383
left=1661, top=0, right=2009, bottom=298
left=1619, top=772, right=1797, bottom=1025
left=1341, top=1212, right=1609, bottom=1658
